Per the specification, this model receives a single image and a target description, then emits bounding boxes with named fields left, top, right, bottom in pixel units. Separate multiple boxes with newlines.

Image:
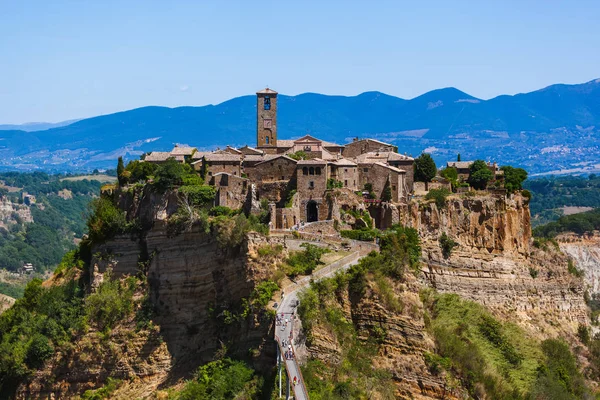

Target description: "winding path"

left=274, top=251, right=363, bottom=399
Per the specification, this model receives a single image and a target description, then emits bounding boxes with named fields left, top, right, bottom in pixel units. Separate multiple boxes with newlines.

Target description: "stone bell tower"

left=256, top=88, right=278, bottom=152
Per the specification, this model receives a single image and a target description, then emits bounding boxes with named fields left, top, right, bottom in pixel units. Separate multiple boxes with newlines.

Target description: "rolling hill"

left=1, top=78, right=599, bottom=174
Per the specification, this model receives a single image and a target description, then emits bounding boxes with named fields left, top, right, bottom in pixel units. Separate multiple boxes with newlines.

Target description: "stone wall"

left=212, top=173, right=248, bottom=209
left=206, top=161, right=241, bottom=178
left=256, top=156, right=297, bottom=182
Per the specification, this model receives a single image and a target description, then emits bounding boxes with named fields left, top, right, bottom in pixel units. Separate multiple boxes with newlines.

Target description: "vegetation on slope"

left=421, top=291, right=590, bottom=399
left=526, top=174, right=600, bottom=226
left=298, top=225, right=420, bottom=399
left=533, top=208, right=600, bottom=238
left=0, top=171, right=105, bottom=292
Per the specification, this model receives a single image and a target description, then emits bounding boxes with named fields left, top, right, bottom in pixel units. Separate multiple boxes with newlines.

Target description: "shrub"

left=567, top=259, right=583, bottom=277
left=256, top=244, right=283, bottom=258
left=521, top=189, right=532, bottom=200
left=250, top=280, right=279, bottom=308
left=340, top=229, right=378, bottom=242
left=439, top=232, right=458, bottom=258
left=81, top=378, right=121, bottom=400
left=327, top=179, right=343, bottom=189
left=577, top=324, right=590, bottom=345
left=124, top=160, right=157, bottom=183
left=154, top=158, right=197, bottom=190
left=179, top=185, right=216, bottom=208
left=285, top=189, right=296, bottom=208
left=85, top=274, right=135, bottom=332
left=86, top=198, right=128, bottom=243
left=362, top=183, right=376, bottom=199
left=426, top=188, right=451, bottom=209
left=528, top=267, right=538, bottom=279
left=174, top=358, right=260, bottom=400
left=208, top=205, right=236, bottom=217
left=286, top=243, right=330, bottom=277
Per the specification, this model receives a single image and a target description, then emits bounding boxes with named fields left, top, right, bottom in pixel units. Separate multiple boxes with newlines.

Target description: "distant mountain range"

left=0, top=119, right=81, bottom=132
left=1, top=79, right=599, bottom=174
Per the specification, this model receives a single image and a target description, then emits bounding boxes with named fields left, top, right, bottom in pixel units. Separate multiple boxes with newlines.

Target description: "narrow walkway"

left=274, top=251, right=363, bottom=399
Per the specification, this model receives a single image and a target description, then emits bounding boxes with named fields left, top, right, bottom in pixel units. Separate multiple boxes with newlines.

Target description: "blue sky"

left=1, top=0, right=599, bottom=124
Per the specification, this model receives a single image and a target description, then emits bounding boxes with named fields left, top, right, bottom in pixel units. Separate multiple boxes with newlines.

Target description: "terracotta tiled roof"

left=170, top=146, right=197, bottom=156
left=374, top=162, right=405, bottom=174
left=334, top=158, right=357, bottom=167
left=144, top=152, right=173, bottom=162
left=275, top=140, right=294, bottom=148
left=256, top=88, right=278, bottom=94
left=355, top=151, right=413, bottom=163
left=212, top=172, right=248, bottom=180
left=203, top=153, right=242, bottom=162
left=447, top=161, right=474, bottom=169
left=255, top=154, right=297, bottom=166
left=240, top=145, right=264, bottom=155
left=297, top=158, right=327, bottom=165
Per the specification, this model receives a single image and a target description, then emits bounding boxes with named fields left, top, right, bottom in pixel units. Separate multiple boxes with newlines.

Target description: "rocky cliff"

left=405, top=193, right=588, bottom=338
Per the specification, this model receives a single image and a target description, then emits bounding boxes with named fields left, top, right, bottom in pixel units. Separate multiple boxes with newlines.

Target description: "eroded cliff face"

left=559, top=232, right=600, bottom=295
left=16, top=187, right=288, bottom=399
left=404, top=193, right=588, bottom=339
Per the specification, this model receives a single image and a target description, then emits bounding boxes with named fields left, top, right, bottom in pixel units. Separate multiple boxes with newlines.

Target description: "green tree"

left=116, top=157, right=126, bottom=186
left=468, top=160, right=493, bottom=190
left=501, top=166, right=528, bottom=192
left=457, top=153, right=461, bottom=162
left=414, top=153, right=437, bottom=183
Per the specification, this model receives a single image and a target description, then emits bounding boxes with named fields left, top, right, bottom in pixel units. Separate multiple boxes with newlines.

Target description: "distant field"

left=562, top=206, right=594, bottom=216
left=61, top=174, right=116, bottom=182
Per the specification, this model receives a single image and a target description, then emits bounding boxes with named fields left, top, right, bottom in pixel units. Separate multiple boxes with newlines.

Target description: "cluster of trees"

left=533, top=208, right=600, bottom=238
left=0, top=172, right=102, bottom=199
left=526, top=174, right=600, bottom=226
left=414, top=153, right=527, bottom=193
left=285, top=243, right=330, bottom=277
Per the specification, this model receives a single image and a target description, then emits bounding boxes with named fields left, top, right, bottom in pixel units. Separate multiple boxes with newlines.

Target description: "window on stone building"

left=344, top=180, right=348, bottom=186
left=309, top=167, right=314, bottom=175
left=266, top=136, right=269, bottom=144
left=281, top=176, right=284, bottom=180
left=344, top=168, right=348, bottom=172
left=392, top=185, right=396, bottom=191
left=309, top=181, right=314, bottom=189
left=304, top=145, right=311, bottom=151
left=303, top=167, right=308, bottom=175
left=264, top=96, right=271, bottom=110
left=315, top=167, right=321, bottom=175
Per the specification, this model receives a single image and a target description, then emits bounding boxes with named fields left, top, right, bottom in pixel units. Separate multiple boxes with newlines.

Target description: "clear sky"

left=1, top=0, right=599, bottom=124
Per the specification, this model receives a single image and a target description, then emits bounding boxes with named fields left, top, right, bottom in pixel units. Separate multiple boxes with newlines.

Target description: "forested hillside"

left=525, top=174, right=600, bottom=226
left=0, top=172, right=111, bottom=298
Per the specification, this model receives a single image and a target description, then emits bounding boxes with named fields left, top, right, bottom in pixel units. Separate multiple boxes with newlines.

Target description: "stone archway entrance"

left=306, top=200, right=318, bottom=222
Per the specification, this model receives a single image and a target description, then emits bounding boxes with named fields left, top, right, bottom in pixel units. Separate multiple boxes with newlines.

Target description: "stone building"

left=195, top=153, right=242, bottom=177
left=356, top=151, right=415, bottom=192
left=254, top=155, right=297, bottom=183
left=357, top=162, right=407, bottom=203
left=296, top=159, right=329, bottom=222
left=329, top=158, right=359, bottom=191
left=211, top=173, right=248, bottom=209
left=343, top=138, right=397, bottom=158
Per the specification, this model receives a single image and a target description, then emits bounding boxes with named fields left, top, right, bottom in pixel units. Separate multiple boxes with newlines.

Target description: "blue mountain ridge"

left=1, top=79, right=599, bottom=173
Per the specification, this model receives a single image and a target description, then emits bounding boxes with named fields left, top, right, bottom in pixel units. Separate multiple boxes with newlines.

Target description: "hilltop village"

left=140, top=88, right=508, bottom=232
left=142, top=89, right=416, bottom=230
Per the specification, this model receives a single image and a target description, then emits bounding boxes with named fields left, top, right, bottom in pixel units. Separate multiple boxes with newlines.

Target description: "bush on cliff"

left=425, top=188, right=451, bottom=209
left=153, top=158, right=198, bottom=191
left=0, top=277, right=85, bottom=396
left=173, top=358, right=262, bottom=400
left=84, top=274, right=135, bottom=333
left=86, top=197, right=129, bottom=243
left=285, top=243, right=330, bottom=277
